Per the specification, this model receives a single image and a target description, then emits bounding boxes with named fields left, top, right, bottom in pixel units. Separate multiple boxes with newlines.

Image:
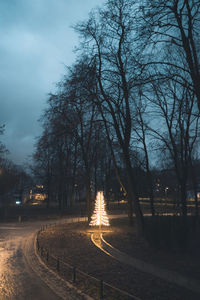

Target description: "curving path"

left=0, top=218, right=90, bottom=300
left=91, top=232, right=200, bottom=295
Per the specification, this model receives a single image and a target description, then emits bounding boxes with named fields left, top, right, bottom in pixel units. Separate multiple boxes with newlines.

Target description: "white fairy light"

left=89, top=191, right=110, bottom=227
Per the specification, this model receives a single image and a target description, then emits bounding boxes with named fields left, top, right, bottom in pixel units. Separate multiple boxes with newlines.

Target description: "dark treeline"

left=0, top=125, right=32, bottom=217
left=33, top=0, right=200, bottom=235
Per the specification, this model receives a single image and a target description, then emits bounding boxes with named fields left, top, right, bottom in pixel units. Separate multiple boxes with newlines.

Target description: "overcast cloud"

left=0, top=0, right=104, bottom=165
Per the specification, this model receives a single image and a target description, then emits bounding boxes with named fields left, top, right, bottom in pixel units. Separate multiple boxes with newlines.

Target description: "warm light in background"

left=89, top=191, right=110, bottom=227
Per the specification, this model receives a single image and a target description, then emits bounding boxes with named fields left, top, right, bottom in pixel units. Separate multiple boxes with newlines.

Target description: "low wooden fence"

left=36, top=223, right=140, bottom=300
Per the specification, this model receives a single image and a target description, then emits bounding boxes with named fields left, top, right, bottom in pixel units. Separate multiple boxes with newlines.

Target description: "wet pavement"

left=0, top=219, right=89, bottom=300
left=0, top=221, right=61, bottom=300
left=0, top=215, right=125, bottom=300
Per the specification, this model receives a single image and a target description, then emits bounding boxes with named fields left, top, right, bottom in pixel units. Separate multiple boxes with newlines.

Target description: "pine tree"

left=89, top=191, right=109, bottom=227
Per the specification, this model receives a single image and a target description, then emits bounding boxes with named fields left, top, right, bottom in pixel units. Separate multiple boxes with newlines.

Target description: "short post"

left=72, top=267, right=76, bottom=283
left=18, top=216, right=21, bottom=222
left=99, top=279, right=103, bottom=300
left=56, top=258, right=60, bottom=272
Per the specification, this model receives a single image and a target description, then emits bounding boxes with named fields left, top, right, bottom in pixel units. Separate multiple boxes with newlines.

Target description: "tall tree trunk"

left=125, top=159, right=144, bottom=234
left=180, top=181, right=187, bottom=217
left=86, top=172, right=92, bottom=222
left=189, top=160, right=199, bottom=217
left=46, top=170, right=51, bottom=208
left=147, top=170, right=155, bottom=217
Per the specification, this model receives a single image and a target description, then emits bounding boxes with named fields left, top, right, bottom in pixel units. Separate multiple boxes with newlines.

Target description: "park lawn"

left=38, top=218, right=199, bottom=300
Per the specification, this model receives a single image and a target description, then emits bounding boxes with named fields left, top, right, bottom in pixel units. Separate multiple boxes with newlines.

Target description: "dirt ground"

left=38, top=219, right=200, bottom=300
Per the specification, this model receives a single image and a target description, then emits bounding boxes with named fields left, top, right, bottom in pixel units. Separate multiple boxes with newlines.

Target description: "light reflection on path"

left=0, top=218, right=91, bottom=300
left=0, top=234, right=21, bottom=300
left=0, top=222, right=60, bottom=300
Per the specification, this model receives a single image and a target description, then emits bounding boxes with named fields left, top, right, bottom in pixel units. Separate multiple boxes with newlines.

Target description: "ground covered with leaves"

left=38, top=218, right=200, bottom=300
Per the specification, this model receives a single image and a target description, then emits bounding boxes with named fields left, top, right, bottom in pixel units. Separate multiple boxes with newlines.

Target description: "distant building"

left=29, top=185, right=47, bottom=204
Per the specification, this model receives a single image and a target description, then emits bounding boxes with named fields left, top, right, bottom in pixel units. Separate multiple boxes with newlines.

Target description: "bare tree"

left=145, top=78, right=199, bottom=217
left=133, top=93, right=155, bottom=216
left=75, top=0, right=144, bottom=231
left=137, top=0, right=200, bottom=112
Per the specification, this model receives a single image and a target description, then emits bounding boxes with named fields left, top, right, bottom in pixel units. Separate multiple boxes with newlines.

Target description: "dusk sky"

left=0, top=0, right=105, bottom=166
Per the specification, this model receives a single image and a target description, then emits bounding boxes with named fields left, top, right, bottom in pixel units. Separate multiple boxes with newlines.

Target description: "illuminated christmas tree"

left=89, top=191, right=110, bottom=228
